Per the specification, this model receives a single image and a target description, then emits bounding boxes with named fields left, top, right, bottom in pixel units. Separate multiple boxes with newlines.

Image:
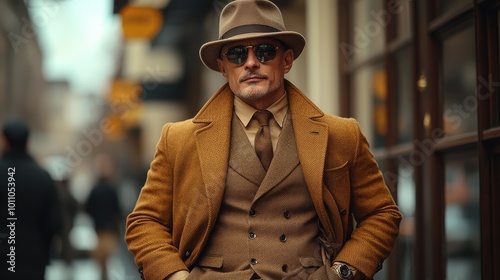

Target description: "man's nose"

left=244, top=47, right=260, bottom=69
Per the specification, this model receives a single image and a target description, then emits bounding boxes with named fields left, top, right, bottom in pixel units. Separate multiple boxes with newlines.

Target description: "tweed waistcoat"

left=190, top=113, right=322, bottom=279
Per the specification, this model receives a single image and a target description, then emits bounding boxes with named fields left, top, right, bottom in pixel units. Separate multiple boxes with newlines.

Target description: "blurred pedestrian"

left=85, top=154, right=122, bottom=280
left=55, top=177, right=80, bottom=278
left=0, top=118, right=63, bottom=280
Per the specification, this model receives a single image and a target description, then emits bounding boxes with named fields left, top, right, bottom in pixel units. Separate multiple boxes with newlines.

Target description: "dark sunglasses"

left=221, top=43, right=279, bottom=65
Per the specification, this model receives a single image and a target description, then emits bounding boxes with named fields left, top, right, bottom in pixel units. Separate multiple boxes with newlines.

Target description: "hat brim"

left=199, top=31, right=306, bottom=72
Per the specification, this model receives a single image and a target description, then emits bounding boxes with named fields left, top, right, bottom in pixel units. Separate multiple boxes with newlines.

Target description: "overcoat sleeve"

left=330, top=118, right=402, bottom=278
left=125, top=123, right=187, bottom=280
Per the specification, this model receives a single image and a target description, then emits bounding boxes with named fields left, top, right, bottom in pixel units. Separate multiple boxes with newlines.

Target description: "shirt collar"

left=234, top=92, right=288, bottom=128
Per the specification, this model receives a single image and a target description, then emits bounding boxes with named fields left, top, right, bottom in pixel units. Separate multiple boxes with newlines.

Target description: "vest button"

left=283, top=210, right=290, bottom=219
left=279, top=234, right=287, bottom=242
left=249, top=209, right=256, bottom=217
left=249, top=232, right=256, bottom=239
left=250, top=258, right=258, bottom=265
left=282, top=264, right=288, bottom=272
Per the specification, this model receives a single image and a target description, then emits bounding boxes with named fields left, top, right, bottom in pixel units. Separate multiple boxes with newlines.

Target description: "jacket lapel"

left=254, top=113, right=299, bottom=201
left=228, top=112, right=267, bottom=185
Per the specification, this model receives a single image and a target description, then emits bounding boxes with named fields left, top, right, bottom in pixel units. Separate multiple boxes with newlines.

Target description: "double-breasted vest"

left=188, top=113, right=322, bottom=279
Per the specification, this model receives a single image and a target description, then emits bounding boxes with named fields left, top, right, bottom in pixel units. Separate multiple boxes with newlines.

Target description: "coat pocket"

left=197, top=255, right=223, bottom=268
left=323, top=161, right=350, bottom=210
left=323, top=161, right=349, bottom=184
left=283, top=257, right=325, bottom=280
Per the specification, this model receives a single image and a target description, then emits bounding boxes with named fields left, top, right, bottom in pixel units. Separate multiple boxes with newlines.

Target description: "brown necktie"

left=253, top=110, right=273, bottom=171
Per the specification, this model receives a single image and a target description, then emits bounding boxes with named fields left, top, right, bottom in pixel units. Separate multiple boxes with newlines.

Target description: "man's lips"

left=240, top=72, right=267, bottom=83
left=243, top=76, right=264, bottom=82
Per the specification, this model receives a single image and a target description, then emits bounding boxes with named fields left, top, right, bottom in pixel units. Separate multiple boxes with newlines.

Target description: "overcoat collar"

left=192, top=80, right=334, bottom=238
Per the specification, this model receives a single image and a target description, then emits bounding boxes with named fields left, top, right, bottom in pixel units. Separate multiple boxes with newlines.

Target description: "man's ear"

left=283, top=49, right=294, bottom=74
left=217, top=58, right=229, bottom=79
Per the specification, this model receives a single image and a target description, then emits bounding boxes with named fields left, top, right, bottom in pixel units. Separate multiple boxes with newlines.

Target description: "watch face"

left=339, top=265, right=352, bottom=278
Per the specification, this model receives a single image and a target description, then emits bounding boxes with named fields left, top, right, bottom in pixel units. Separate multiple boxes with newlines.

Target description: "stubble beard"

left=231, top=78, right=283, bottom=101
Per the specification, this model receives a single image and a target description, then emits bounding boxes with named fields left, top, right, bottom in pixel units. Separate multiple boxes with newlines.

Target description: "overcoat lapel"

left=286, top=81, right=337, bottom=239
left=192, top=84, right=234, bottom=227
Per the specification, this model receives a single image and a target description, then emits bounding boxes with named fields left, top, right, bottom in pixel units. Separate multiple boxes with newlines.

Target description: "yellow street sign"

left=120, top=5, right=163, bottom=39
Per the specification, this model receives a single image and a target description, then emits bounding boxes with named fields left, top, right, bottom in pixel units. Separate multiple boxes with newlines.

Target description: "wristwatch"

left=335, top=264, right=353, bottom=279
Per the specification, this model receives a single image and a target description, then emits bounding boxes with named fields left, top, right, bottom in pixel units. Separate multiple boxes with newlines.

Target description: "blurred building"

left=1, top=0, right=500, bottom=279
left=0, top=0, right=47, bottom=150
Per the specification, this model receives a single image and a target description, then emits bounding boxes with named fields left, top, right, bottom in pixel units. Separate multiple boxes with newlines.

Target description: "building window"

left=394, top=47, right=413, bottom=144
left=397, top=161, right=416, bottom=280
left=442, top=26, right=477, bottom=136
left=351, top=63, right=387, bottom=148
left=444, top=155, right=481, bottom=280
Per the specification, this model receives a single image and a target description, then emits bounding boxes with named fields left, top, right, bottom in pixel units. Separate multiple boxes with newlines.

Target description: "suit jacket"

left=125, top=80, right=402, bottom=280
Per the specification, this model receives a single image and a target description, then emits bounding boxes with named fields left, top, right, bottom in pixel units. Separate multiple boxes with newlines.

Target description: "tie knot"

left=253, top=110, right=273, bottom=126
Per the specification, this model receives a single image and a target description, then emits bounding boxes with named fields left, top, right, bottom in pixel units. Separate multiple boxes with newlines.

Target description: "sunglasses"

left=221, top=43, right=279, bottom=65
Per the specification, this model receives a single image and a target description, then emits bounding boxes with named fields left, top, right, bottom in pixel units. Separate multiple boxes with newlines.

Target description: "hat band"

left=220, top=24, right=280, bottom=39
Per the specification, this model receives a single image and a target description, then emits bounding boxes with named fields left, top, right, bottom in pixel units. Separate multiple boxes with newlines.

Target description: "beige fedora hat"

left=199, top=0, right=306, bottom=72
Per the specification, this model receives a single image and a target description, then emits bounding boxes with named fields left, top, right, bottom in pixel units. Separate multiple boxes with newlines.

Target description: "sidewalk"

left=46, top=246, right=138, bottom=280
left=46, top=212, right=138, bottom=280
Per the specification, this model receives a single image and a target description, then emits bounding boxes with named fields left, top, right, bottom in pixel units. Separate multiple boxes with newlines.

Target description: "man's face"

left=217, top=38, right=294, bottom=109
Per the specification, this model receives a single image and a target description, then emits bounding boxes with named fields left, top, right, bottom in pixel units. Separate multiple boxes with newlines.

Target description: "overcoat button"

left=249, top=209, right=256, bottom=217
left=340, top=209, right=347, bottom=216
left=279, top=234, right=287, bottom=242
left=283, top=210, right=290, bottom=219
left=282, top=264, right=288, bottom=272
left=250, top=258, right=258, bottom=265
left=249, top=232, right=256, bottom=239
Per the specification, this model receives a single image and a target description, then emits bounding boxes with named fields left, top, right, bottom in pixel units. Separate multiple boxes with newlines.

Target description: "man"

left=125, top=1, right=402, bottom=280
left=85, top=154, right=123, bottom=280
left=0, top=118, right=62, bottom=280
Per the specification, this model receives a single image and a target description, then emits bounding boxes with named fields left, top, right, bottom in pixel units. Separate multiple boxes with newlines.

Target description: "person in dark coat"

left=0, top=118, right=63, bottom=280
left=55, top=177, right=80, bottom=275
left=85, top=154, right=122, bottom=280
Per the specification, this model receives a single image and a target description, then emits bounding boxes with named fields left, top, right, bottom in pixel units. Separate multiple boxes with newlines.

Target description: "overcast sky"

left=28, top=0, right=122, bottom=96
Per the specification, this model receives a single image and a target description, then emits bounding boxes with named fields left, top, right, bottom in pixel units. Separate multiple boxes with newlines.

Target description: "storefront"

left=339, top=0, right=500, bottom=279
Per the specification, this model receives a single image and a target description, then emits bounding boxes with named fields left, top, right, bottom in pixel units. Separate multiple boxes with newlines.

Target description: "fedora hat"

left=199, top=0, right=306, bottom=72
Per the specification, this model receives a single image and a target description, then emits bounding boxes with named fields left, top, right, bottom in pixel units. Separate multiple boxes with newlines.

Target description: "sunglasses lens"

left=224, top=44, right=278, bottom=64
left=226, top=46, right=247, bottom=64
left=254, top=44, right=277, bottom=63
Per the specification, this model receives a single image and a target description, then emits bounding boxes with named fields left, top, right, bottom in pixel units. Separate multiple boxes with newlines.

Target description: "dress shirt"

left=234, top=92, right=288, bottom=152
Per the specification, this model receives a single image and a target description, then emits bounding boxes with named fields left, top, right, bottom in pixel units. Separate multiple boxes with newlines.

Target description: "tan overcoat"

left=125, top=80, right=402, bottom=280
